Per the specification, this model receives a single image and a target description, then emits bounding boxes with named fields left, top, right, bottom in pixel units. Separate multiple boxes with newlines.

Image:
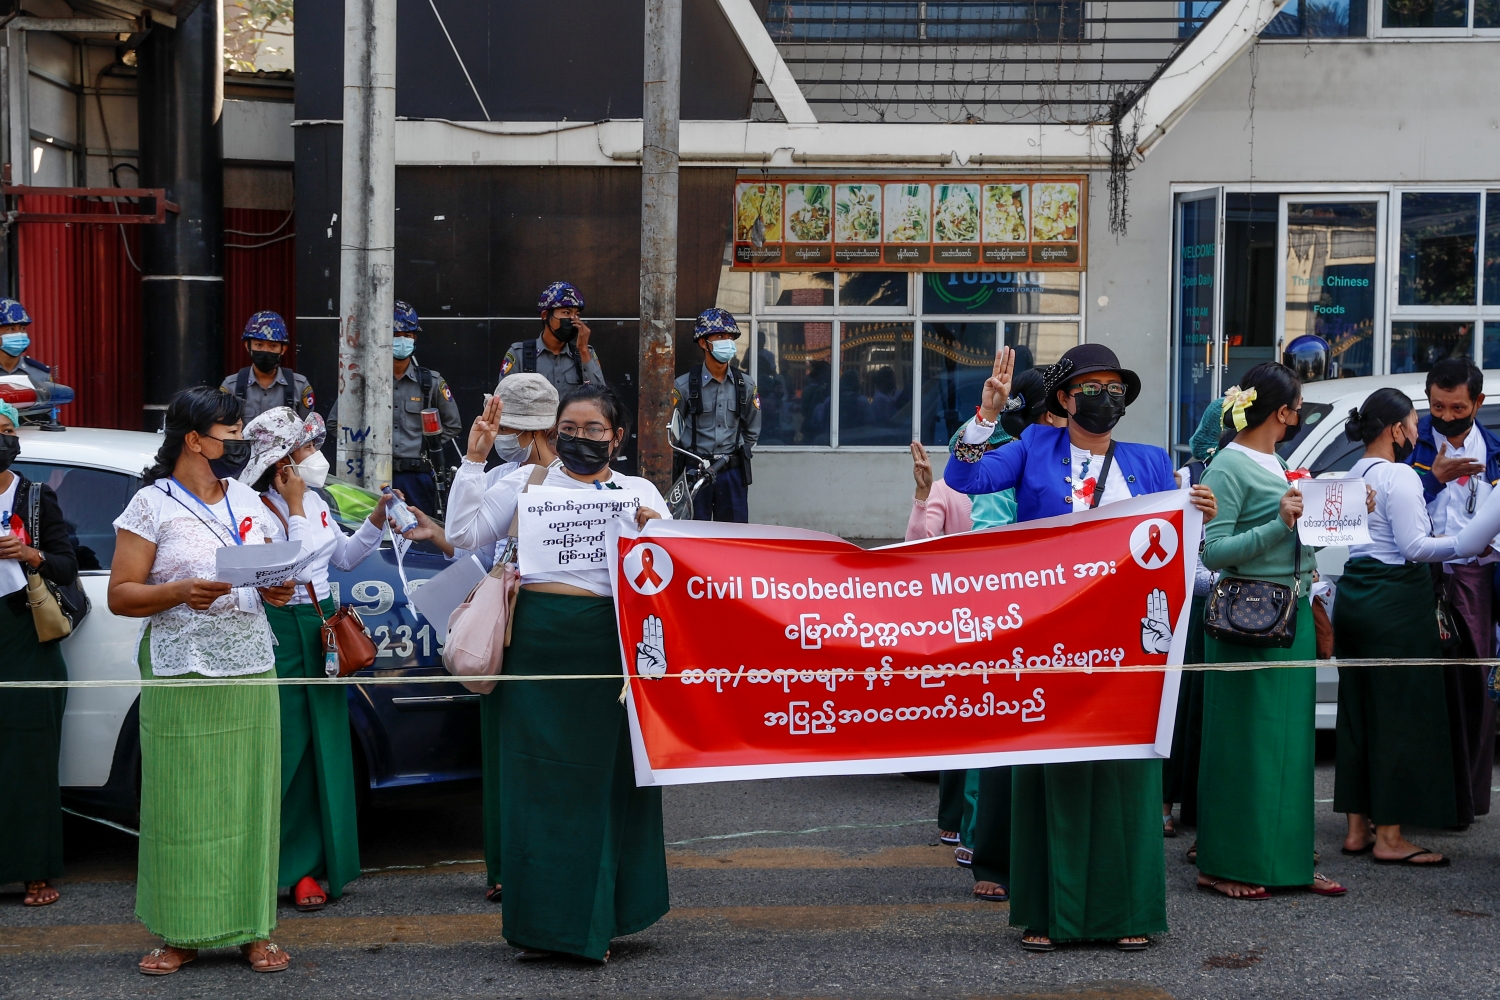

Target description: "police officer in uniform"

left=498, top=281, right=605, bottom=393
left=0, top=298, right=72, bottom=424
left=219, top=310, right=314, bottom=426
left=672, top=308, right=761, bottom=522
left=328, top=301, right=463, bottom=515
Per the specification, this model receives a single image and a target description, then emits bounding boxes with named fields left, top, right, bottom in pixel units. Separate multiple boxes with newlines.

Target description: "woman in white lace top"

left=108, top=387, right=295, bottom=977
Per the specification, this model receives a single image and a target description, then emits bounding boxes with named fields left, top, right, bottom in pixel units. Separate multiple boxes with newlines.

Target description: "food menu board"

left=732, top=175, right=1086, bottom=271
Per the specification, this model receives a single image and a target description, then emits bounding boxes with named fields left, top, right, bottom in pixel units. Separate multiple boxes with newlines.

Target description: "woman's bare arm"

left=107, top=530, right=230, bottom=616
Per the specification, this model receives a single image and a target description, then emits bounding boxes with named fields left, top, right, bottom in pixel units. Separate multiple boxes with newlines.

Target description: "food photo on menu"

left=934, top=183, right=981, bottom=243
left=835, top=183, right=882, bottom=242
left=983, top=183, right=1030, bottom=243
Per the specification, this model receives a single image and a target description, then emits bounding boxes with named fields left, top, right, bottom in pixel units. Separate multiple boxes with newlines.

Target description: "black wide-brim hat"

left=1041, top=343, right=1142, bottom=417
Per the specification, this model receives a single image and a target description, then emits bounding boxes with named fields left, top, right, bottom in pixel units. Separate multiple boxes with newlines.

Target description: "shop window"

left=1479, top=0, right=1500, bottom=26
left=763, top=271, right=834, bottom=309
left=1485, top=322, right=1500, bottom=369
left=1005, top=322, right=1077, bottom=372
left=839, top=272, right=909, bottom=310
left=757, top=321, right=832, bottom=446
left=1399, top=193, right=1479, bottom=306
left=1382, top=0, right=1469, bottom=27
left=839, top=322, right=914, bottom=446
left=1390, top=321, right=1474, bottom=373
left=920, top=322, right=997, bottom=446
left=1285, top=200, right=1378, bottom=379
left=922, top=271, right=1080, bottom=315
left=1485, top=192, right=1500, bottom=307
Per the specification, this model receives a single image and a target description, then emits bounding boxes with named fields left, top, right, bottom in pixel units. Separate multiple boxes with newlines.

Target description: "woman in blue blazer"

left=946, top=343, right=1217, bottom=952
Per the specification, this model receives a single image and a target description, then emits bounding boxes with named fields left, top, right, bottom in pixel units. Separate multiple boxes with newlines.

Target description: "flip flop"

left=1305, top=873, right=1347, bottom=896
left=485, top=884, right=503, bottom=903
left=938, top=830, right=960, bottom=845
left=1198, top=878, right=1271, bottom=900
left=1372, top=849, right=1450, bottom=867
left=1020, top=935, right=1055, bottom=952
left=138, top=948, right=196, bottom=976
left=1162, top=815, right=1177, bottom=839
left=1341, top=841, right=1375, bottom=856
left=954, top=847, right=973, bottom=867
left=1116, top=937, right=1150, bottom=951
left=292, top=876, right=327, bottom=912
left=973, top=883, right=1009, bottom=902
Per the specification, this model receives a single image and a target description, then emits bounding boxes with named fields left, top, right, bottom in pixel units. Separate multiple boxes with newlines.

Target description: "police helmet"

left=693, top=307, right=741, bottom=340
left=537, top=281, right=585, bottom=313
left=0, top=298, right=33, bottom=327
left=1282, top=335, right=1330, bottom=384
left=394, top=301, right=422, bottom=333
left=242, top=310, right=290, bottom=343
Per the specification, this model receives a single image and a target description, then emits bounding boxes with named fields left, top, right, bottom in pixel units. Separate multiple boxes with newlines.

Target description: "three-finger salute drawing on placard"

left=1140, top=588, right=1173, bottom=654
left=637, top=614, right=668, bottom=678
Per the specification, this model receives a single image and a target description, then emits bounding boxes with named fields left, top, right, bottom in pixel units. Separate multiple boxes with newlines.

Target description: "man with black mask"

left=220, top=311, right=314, bottom=426
left=1406, top=356, right=1499, bottom=823
left=499, top=282, right=606, bottom=395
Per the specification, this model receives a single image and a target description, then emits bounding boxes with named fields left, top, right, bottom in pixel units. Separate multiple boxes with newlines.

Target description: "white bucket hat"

left=240, top=406, right=306, bottom=487
left=495, top=373, right=560, bottom=432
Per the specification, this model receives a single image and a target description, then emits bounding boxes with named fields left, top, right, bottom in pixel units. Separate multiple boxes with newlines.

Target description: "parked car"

left=1266, top=369, right=1500, bottom=728
left=14, top=425, right=480, bottom=827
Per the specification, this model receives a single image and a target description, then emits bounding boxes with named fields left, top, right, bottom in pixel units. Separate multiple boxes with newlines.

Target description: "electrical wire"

left=426, top=0, right=491, bottom=122
left=226, top=229, right=297, bottom=250
left=225, top=209, right=293, bottom=238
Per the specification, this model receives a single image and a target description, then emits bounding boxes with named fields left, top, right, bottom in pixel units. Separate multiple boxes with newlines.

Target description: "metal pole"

left=336, top=0, right=396, bottom=490
left=637, top=0, right=681, bottom=491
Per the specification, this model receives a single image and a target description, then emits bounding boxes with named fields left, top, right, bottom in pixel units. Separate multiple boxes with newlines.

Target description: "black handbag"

left=1203, top=533, right=1301, bottom=649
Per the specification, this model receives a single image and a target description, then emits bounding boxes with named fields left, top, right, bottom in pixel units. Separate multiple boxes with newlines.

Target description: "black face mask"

left=1393, top=432, right=1415, bottom=465
left=0, top=433, right=19, bottom=473
left=555, top=432, right=613, bottom=476
left=250, top=350, right=282, bottom=374
left=1071, top=392, right=1127, bottom=435
left=1430, top=412, right=1474, bottom=439
left=205, top=437, right=252, bottom=480
left=552, top=318, right=579, bottom=344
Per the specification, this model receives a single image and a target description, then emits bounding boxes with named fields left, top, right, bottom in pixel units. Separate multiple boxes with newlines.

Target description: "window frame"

left=1388, top=186, right=1500, bottom=363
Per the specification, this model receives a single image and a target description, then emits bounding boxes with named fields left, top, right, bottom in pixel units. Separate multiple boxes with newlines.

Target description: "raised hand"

left=636, top=614, right=667, bottom=678
left=466, top=394, right=505, bottom=463
left=910, top=441, right=933, bottom=501
left=1140, top=588, right=1173, bottom=654
left=979, top=345, right=1015, bottom=423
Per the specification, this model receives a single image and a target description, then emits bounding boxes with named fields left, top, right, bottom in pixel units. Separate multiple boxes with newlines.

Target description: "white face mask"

left=493, top=432, right=532, bottom=465
left=296, top=450, right=330, bottom=489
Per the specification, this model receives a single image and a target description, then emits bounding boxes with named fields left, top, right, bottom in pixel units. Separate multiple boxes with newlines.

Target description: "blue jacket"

left=1408, top=413, right=1500, bottom=505
left=942, top=423, right=1177, bottom=523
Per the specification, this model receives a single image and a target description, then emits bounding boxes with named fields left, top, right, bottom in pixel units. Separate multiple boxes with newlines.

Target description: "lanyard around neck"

left=168, top=477, right=244, bottom=545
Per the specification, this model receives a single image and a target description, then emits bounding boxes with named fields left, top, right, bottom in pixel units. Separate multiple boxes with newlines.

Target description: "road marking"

left=668, top=844, right=956, bottom=868
left=666, top=818, right=936, bottom=846
left=0, top=903, right=1006, bottom=955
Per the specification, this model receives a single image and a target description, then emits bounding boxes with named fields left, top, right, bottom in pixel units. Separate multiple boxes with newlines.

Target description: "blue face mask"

left=710, top=340, right=738, bottom=363
left=0, top=333, right=29, bottom=357
left=392, top=336, right=416, bottom=360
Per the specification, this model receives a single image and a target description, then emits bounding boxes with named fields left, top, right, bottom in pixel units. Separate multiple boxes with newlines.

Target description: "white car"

left=1269, top=369, right=1500, bottom=728
left=13, top=425, right=474, bottom=828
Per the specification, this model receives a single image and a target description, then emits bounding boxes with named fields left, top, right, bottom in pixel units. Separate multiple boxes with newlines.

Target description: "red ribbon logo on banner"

left=1142, top=524, right=1169, bottom=564
left=635, top=548, right=664, bottom=590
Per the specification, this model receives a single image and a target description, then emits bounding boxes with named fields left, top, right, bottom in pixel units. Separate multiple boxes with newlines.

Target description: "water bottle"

left=382, top=484, right=418, bottom=533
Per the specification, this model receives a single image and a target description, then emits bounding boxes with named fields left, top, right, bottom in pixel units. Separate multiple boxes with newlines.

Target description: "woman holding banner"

left=1196, top=364, right=1347, bottom=900
left=945, top=343, right=1218, bottom=952
left=445, top=383, right=670, bottom=962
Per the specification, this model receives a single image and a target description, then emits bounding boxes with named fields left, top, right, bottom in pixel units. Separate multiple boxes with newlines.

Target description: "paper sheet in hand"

left=1297, top=478, right=1371, bottom=547
left=409, top=554, right=487, bottom=642
left=518, top=487, right=650, bottom=576
left=215, top=540, right=305, bottom=587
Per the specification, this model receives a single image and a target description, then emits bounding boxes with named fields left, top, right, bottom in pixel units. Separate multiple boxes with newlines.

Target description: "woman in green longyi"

left=1197, top=363, right=1348, bottom=901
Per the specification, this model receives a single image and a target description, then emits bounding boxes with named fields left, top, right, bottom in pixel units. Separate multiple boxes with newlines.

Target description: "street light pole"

left=638, top=0, right=682, bottom=491
left=336, top=0, right=397, bottom=489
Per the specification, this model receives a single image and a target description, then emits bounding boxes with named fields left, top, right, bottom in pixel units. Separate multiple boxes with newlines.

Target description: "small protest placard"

left=215, top=540, right=305, bottom=587
left=1297, top=478, right=1371, bottom=547
left=518, top=488, right=650, bottom=576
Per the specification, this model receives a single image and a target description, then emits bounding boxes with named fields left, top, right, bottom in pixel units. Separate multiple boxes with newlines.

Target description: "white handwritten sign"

left=518, top=487, right=650, bottom=576
left=1297, top=478, right=1371, bottom=547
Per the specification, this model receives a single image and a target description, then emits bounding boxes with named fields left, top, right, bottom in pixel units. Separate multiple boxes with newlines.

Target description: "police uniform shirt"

left=672, top=365, right=761, bottom=458
left=218, top=367, right=314, bottom=426
left=392, top=360, right=463, bottom=459
left=499, top=335, right=606, bottom=395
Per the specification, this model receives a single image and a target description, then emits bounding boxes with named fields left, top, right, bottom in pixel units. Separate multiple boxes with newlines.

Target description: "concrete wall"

left=1086, top=39, right=1500, bottom=450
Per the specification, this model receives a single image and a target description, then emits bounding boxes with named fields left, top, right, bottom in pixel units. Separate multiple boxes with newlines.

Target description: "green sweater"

left=1200, top=447, right=1314, bottom=592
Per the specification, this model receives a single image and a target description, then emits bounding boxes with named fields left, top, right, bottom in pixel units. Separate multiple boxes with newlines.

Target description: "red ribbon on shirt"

left=9, top=513, right=32, bottom=546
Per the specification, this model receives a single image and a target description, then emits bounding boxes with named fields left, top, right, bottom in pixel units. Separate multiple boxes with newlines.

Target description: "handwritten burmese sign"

left=608, top=490, right=1197, bottom=786
left=1297, top=478, right=1371, bottom=547
left=732, top=175, right=1087, bottom=272
left=518, top=488, right=649, bottom=576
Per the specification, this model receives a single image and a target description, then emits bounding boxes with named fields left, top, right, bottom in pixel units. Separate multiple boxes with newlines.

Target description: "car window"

left=1309, top=437, right=1365, bottom=476
left=12, top=462, right=140, bottom=571
left=1278, top=402, right=1334, bottom=460
left=1479, top=404, right=1500, bottom=435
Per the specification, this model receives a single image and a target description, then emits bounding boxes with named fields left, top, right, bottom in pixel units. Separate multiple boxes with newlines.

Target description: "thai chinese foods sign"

left=730, top=175, right=1087, bottom=271
left=609, top=490, right=1194, bottom=786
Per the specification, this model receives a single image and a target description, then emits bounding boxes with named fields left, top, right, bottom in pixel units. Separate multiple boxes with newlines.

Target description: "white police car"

left=14, top=425, right=474, bottom=827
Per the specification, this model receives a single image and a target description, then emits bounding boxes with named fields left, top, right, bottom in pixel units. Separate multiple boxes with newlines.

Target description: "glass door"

left=1172, top=189, right=1222, bottom=458
left=1277, top=197, right=1385, bottom=381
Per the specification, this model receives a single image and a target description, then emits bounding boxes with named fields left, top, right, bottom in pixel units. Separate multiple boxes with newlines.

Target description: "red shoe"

left=293, top=876, right=327, bottom=911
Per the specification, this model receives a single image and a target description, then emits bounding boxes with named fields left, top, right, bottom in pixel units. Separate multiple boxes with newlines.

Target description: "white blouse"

left=112, top=478, right=277, bottom=677
left=0, top=474, right=27, bottom=596
left=445, top=459, right=671, bottom=597
left=1347, top=457, right=1458, bottom=566
left=261, top=489, right=383, bottom=603
left=448, top=460, right=521, bottom=570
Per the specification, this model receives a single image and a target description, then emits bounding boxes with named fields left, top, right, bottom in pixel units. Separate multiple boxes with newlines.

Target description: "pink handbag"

left=443, top=465, right=548, bottom=695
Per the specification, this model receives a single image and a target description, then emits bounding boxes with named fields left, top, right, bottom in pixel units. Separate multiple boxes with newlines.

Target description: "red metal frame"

left=2, top=185, right=180, bottom=224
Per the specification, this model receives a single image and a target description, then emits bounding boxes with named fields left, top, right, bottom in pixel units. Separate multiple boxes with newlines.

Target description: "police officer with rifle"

left=671, top=308, right=760, bottom=522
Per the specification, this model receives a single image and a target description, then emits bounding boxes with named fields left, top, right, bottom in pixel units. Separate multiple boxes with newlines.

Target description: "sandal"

left=1020, top=933, right=1055, bottom=952
left=938, top=829, right=960, bottom=845
left=516, top=948, right=557, bottom=961
left=138, top=947, right=197, bottom=976
left=241, top=941, right=290, bottom=973
left=486, top=883, right=503, bottom=903
left=1116, top=936, right=1150, bottom=951
left=1372, top=848, right=1450, bottom=867
left=973, top=882, right=1009, bottom=902
left=22, top=881, right=59, bottom=906
left=1184, top=843, right=1197, bottom=863
left=954, top=846, right=973, bottom=867
left=1305, top=873, right=1346, bottom=896
left=1162, top=814, right=1177, bottom=838
left=1198, top=877, right=1271, bottom=900
left=293, top=876, right=327, bottom=912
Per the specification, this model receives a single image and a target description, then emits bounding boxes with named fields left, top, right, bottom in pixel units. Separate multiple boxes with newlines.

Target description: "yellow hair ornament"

left=1222, top=385, right=1258, bottom=432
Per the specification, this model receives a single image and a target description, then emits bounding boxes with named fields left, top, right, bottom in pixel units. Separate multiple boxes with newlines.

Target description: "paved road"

left=3, top=765, right=1499, bottom=999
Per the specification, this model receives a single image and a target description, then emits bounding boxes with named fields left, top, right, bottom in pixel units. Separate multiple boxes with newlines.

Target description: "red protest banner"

left=610, top=490, right=1200, bottom=786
